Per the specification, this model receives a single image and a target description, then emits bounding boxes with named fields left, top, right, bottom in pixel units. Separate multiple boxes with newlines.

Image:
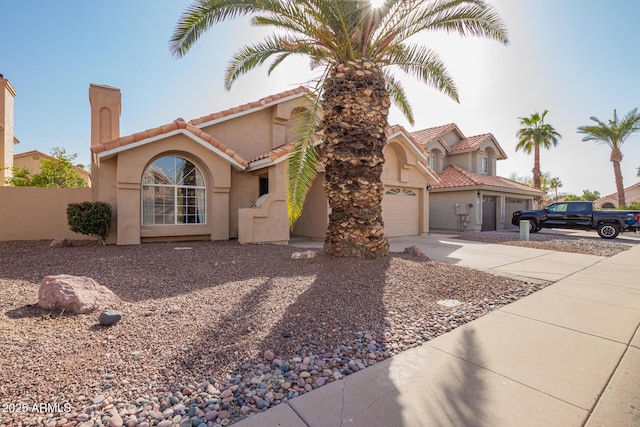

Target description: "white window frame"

left=142, top=156, right=206, bottom=226
left=427, top=153, right=437, bottom=171
left=481, top=156, right=489, bottom=174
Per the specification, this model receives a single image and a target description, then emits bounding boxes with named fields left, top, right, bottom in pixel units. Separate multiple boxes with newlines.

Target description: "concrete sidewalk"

left=236, top=235, right=640, bottom=426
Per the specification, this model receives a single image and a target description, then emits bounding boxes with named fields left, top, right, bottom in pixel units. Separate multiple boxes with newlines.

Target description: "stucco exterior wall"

left=237, top=162, right=289, bottom=244
left=292, top=173, right=328, bottom=239
left=97, top=134, right=233, bottom=245
left=447, top=152, right=472, bottom=172
left=429, top=190, right=479, bottom=232
left=0, top=187, right=92, bottom=240
left=199, top=97, right=306, bottom=161
left=0, top=78, right=16, bottom=185
left=229, top=171, right=260, bottom=239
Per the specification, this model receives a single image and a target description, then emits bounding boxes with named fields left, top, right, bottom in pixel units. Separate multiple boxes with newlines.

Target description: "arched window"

left=142, top=156, right=206, bottom=225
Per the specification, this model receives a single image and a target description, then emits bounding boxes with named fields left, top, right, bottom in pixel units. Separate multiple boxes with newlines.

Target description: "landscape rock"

left=38, top=275, right=120, bottom=314
left=98, top=309, right=123, bottom=326
left=50, top=238, right=73, bottom=248
left=263, top=350, right=275, bottom=361
left=291, top=250, right=317, bottom=259
left=402, top=245, right=430, bottom=260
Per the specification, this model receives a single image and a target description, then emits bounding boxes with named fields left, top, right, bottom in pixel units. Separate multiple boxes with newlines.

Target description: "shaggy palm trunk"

left=532, top=144, right=541, bottom=189
left=611, top=148, right=625, bottom=206
left=321, top=61, right=389, bottom=258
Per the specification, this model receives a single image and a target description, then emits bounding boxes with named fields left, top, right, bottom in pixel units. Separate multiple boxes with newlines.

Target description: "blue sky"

left=2, top=0, right=639, bottom=197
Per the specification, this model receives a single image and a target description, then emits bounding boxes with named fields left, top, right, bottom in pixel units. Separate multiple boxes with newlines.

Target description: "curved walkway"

left=236, top=234, right=640, bottom=426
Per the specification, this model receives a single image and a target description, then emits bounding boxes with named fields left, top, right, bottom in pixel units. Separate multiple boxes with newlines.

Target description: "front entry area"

left=481, top=195, right=497, bottom=231
left=382, top=187, right=420, bottom=237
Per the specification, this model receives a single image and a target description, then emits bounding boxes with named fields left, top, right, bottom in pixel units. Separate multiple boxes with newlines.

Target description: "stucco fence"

left=0, top=187, right=93, bottom=241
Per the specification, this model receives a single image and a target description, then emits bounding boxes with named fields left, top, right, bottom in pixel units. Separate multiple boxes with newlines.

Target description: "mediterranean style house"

left=13, top=150, right=92, bottom=186
left=89, top=84, right=438, bottom=245
left=594, top=182, right=640, bottom=209
left=412, top=123, right=544, bottom=232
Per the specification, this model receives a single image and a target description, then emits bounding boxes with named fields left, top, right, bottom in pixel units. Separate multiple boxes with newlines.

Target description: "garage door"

left=382, top=188, right=419, bottom=237
left=504, top=198, right=529, bottom=230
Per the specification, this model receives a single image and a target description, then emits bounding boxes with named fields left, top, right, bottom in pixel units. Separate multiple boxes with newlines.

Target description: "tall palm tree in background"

left=577, top=108, right=640, bottom=207
left=515, top=110, right=561, bottom=190
left=170, top=0, right=508, bottom=258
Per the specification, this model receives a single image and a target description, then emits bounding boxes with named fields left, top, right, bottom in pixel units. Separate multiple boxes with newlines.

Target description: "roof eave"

left=96, top=129, right=246, bottom=171
left=192, top=91, right=308, bottom=129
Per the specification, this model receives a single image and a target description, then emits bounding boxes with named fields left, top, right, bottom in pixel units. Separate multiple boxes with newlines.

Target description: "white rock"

left=291, top=250, right=317, bottom=259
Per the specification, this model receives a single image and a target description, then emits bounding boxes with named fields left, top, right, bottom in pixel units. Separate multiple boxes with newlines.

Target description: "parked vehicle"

left=511, top=201, right=640, bottom=239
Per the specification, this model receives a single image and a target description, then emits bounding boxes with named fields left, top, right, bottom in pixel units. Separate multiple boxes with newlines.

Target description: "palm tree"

left=515, top=110, right=561, bottom=190
left=548, top=176, right=562, bottom=201
left=170, top=0, right=508, bottom=258
left=577, top=108, right=640, bottom=207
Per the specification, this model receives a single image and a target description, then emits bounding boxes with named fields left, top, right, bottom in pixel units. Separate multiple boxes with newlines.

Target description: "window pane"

left=142, top=185, right=175, bottom=225
left=142, top=156, right=206, bottom=225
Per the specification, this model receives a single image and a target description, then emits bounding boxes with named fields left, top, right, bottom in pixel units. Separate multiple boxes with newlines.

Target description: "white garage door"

left=382, top=188, right=420, bottom=237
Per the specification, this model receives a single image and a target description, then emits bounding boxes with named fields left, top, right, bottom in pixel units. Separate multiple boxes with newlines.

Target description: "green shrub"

left=67, top=201, right=112, bottom=243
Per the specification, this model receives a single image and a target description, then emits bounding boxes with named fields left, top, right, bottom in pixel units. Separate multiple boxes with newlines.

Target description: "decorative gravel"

left=1, top=240, right=550, bottom=427
left=452, top=231, right=632, bottom=257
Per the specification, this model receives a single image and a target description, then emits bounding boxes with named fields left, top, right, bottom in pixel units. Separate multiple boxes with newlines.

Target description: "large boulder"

left=38, top=274, right=120, bottom=314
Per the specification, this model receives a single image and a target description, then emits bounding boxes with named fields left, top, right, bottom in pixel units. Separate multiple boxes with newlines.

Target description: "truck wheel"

left=529, top=221, right=539, bottom=233
left=597, top=223, right=620, bottom=239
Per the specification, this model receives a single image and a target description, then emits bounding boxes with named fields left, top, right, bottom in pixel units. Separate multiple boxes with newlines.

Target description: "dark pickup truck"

left=512, top=201, right=640, bottom=239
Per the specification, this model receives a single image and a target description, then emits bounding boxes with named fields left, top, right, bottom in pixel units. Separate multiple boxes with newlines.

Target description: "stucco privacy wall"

left=0, top=187, right=92, bottom=240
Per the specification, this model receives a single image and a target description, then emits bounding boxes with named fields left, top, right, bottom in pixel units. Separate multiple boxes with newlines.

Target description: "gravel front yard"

left=0, top=236, right=626, bottom=426
left=452, top=231, right=632, bottom=257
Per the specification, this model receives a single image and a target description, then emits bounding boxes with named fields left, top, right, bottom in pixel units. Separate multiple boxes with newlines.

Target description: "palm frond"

left=383, top=43, right=459, bottom=102
left=383, top=71, right=414, bottom=124
left=170, top=0, right=262, bottom=58
left=224, top=35, right=289, bottom=89
left=394, top=0, right=509, bottom=46
left=288, top=90, right=323, bottom=226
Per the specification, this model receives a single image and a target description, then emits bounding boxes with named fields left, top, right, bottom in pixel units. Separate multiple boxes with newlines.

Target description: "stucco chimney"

left=89, top=84, right=121, bottom=201
left=0, top=75, right=17, bottom=186
left=89, top=83, right=121, bottom=147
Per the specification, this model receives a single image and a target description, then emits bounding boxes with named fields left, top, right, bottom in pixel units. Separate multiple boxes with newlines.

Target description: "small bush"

left=67, top=201, right=112, bottom=243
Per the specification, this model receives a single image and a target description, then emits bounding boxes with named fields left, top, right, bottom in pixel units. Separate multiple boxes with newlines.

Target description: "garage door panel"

left=383, top=188, right=419, bottom=237
left=505, top=198, right=529, bottom=230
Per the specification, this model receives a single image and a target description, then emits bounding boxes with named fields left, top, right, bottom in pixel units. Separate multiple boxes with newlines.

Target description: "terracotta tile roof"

left=598, top=181, right=640, bottom=201
left=410, top=123, right=460, bottom=147
left=14, top=149, right=91, bottom=176
left=433, top=165, right=544, bottom=194
left=449, top=133, right=490, bottom=152
left=91, top=118, right=248, bottom=167
left=248, top=143, right=296, bottom=163
left=386, top=124, right=428, bottom=155
left=189, top=86, right=310, bottom=126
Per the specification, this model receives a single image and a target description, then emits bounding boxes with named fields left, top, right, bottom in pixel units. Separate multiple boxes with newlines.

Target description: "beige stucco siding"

left=199, top=97, right=306, bottom=161
left=98, top=134, right=233, bottom=244
left=292, top=173, right=328, bottom=239
left=429, top=191, right=479, bottom=232
left=229, top=171, right=260, bottom=239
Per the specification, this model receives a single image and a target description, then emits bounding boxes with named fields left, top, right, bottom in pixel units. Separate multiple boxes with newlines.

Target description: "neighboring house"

left=89, top=84, right=439, bottom=245
left=412, top=123, right=544, bottom=232
left=0, top=74, right=18, bottom=185
left=1, top=75, right=91, bottom=187
left=594, top=182, right=640, bottom=208
left=13, top=150, right=92, bottom=187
